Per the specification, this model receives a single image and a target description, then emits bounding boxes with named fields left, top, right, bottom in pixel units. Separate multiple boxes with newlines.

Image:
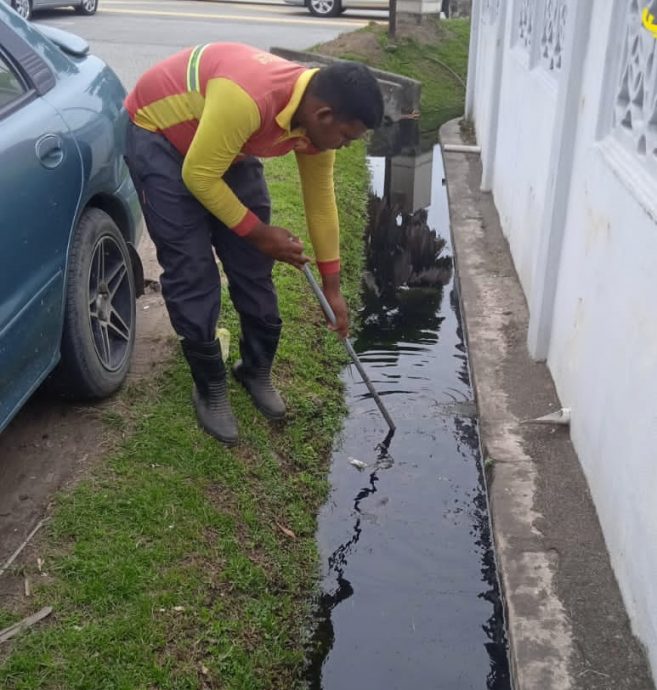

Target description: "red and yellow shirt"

left=125, top=43, right=340, bottom=275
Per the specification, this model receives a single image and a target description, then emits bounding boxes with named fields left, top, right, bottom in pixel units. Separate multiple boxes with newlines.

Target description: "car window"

left=0, top=52, right=26, bottom=111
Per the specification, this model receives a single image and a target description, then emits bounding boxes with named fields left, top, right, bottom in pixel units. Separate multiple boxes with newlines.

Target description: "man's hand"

left=247, top=223, right=310, bottom=268
left=322, top=273, right=349, bottom=338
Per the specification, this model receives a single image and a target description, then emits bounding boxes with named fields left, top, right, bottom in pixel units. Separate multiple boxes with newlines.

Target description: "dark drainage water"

left=305, top=123, right=511, bottom=690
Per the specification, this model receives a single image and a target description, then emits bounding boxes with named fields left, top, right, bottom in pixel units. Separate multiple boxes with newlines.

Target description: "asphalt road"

left=33, top=0, right=386, bottom=89
left=0, top=0, right=383, bottom=571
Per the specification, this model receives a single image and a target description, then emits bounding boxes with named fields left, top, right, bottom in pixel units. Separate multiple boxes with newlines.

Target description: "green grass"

left=386, top=18, right=470, bottom=135
left=0, top=145, right=368, bottom=690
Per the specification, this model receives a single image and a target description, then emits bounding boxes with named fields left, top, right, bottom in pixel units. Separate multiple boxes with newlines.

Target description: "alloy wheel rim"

left=15, top=0, right=30, bottom=18
left=87, top=235, right=133, bottom=372
left=310, top=0, right=335, bottom=14
left=83, top=0, right=96, bottom=10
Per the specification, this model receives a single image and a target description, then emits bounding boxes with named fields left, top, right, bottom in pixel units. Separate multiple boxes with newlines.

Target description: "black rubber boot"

left=181, top=339, right=238, bottom=445
left=232, top=316, right=286, bottom=420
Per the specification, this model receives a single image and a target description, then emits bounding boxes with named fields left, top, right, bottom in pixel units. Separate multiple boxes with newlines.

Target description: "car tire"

left=11, top=0, right=32, bottom=20
left=75, top=0, right=98, bottom=15
left=49, top=208, right=136, bottom=400
left=308, top=0, right=342, bottom=17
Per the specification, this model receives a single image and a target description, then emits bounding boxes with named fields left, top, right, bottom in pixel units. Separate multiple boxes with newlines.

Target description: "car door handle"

left=36, top=134, right=65, bottom=169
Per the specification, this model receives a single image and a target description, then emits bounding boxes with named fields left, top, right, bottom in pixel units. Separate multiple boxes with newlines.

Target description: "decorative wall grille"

left=612, top=0, right=657, bottom=174
left=540, top=0, right=568, bottom=71
left=517, top=0, right=535, bottom=50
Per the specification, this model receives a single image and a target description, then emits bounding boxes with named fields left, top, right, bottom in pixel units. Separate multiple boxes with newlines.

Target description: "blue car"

left=0, top=3, right=143, bottom=433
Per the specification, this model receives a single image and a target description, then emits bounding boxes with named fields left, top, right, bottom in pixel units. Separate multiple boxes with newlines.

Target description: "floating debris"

left=349, top=457, right=368, bottom=471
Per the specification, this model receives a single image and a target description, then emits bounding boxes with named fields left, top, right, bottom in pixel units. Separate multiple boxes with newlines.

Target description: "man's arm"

left=295, top=150, right=339, bottom=273
left=182, top=78, right=308, bottom=266
left=182, top=78, right=263, bottom=235
left=296, top=150, right=349, bottom=337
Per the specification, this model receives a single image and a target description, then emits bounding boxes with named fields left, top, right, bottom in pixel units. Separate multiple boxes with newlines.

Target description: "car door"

left=0, top=23, right=82, bottom=429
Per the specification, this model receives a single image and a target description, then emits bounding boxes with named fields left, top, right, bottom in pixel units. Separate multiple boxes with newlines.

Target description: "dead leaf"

left=275, top=522, right=297, bottom=540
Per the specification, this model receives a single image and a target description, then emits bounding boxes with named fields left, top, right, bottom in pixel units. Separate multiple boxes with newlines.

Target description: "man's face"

left=305, top=107, right=369, bottom=151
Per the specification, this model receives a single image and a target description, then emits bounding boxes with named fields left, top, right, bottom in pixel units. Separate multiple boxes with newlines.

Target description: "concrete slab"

left=440, top=118, right=655, bottom=690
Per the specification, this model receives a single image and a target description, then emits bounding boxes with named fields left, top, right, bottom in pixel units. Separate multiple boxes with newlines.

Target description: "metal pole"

left=302, top=263, right=396, bottom=433
left=389, top=0, right=397, bottom=39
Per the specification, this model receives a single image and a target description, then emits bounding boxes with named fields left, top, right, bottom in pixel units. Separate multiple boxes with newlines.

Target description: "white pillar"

left=527, top=0, right=595, bottom=360
left=479, top=0, right=509, bottom=192
left=464, top=0, right=481, bottom=121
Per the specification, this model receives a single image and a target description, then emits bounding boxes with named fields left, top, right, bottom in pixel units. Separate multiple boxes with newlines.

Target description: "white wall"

left=493, top=1, right=559, bottom=297
left=470, top=1, right=504, bottom=178
left=467, top=0, right=657, bottom=682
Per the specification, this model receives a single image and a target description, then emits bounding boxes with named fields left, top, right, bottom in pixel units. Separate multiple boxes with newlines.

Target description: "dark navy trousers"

left=124, top=122, right=279, bottom=343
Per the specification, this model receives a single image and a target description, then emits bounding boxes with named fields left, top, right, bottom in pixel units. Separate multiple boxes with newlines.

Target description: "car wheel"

left=11, top=0, right=32, bottom=20
left=75, top=0, right=98, bottom=15
left=50, top=208, right=136, bottom=399
left=308, top=0, right=341, bottom=17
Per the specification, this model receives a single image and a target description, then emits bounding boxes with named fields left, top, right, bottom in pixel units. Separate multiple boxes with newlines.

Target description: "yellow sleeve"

left=295, top=149, right=340, bottom=275
left=182, top=78, right=262, bottom=235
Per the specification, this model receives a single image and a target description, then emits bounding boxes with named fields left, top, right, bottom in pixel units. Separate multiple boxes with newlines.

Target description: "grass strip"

left=0, top=145, right=367, bottom=690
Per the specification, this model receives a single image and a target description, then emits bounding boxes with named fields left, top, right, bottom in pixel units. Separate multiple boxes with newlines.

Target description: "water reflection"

left=364, top=198, right=453, bottom=295
left=304, top=128, right=510, bottom=689
left=359, top=121, right=452, bottom=354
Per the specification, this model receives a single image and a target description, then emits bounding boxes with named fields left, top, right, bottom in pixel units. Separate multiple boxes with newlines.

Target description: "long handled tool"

left=302, top=263, right=396, bottom=433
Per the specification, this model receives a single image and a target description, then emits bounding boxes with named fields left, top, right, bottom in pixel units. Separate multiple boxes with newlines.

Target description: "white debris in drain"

left=348, top=457, right=368, bottom=471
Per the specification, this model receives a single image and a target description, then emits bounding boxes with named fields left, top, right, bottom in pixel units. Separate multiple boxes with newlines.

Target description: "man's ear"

left=314, top=105, right=335, bottom=125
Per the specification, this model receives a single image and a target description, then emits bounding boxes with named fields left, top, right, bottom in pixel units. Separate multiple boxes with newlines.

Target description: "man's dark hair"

left=308, top=62, right=384, bottom=130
